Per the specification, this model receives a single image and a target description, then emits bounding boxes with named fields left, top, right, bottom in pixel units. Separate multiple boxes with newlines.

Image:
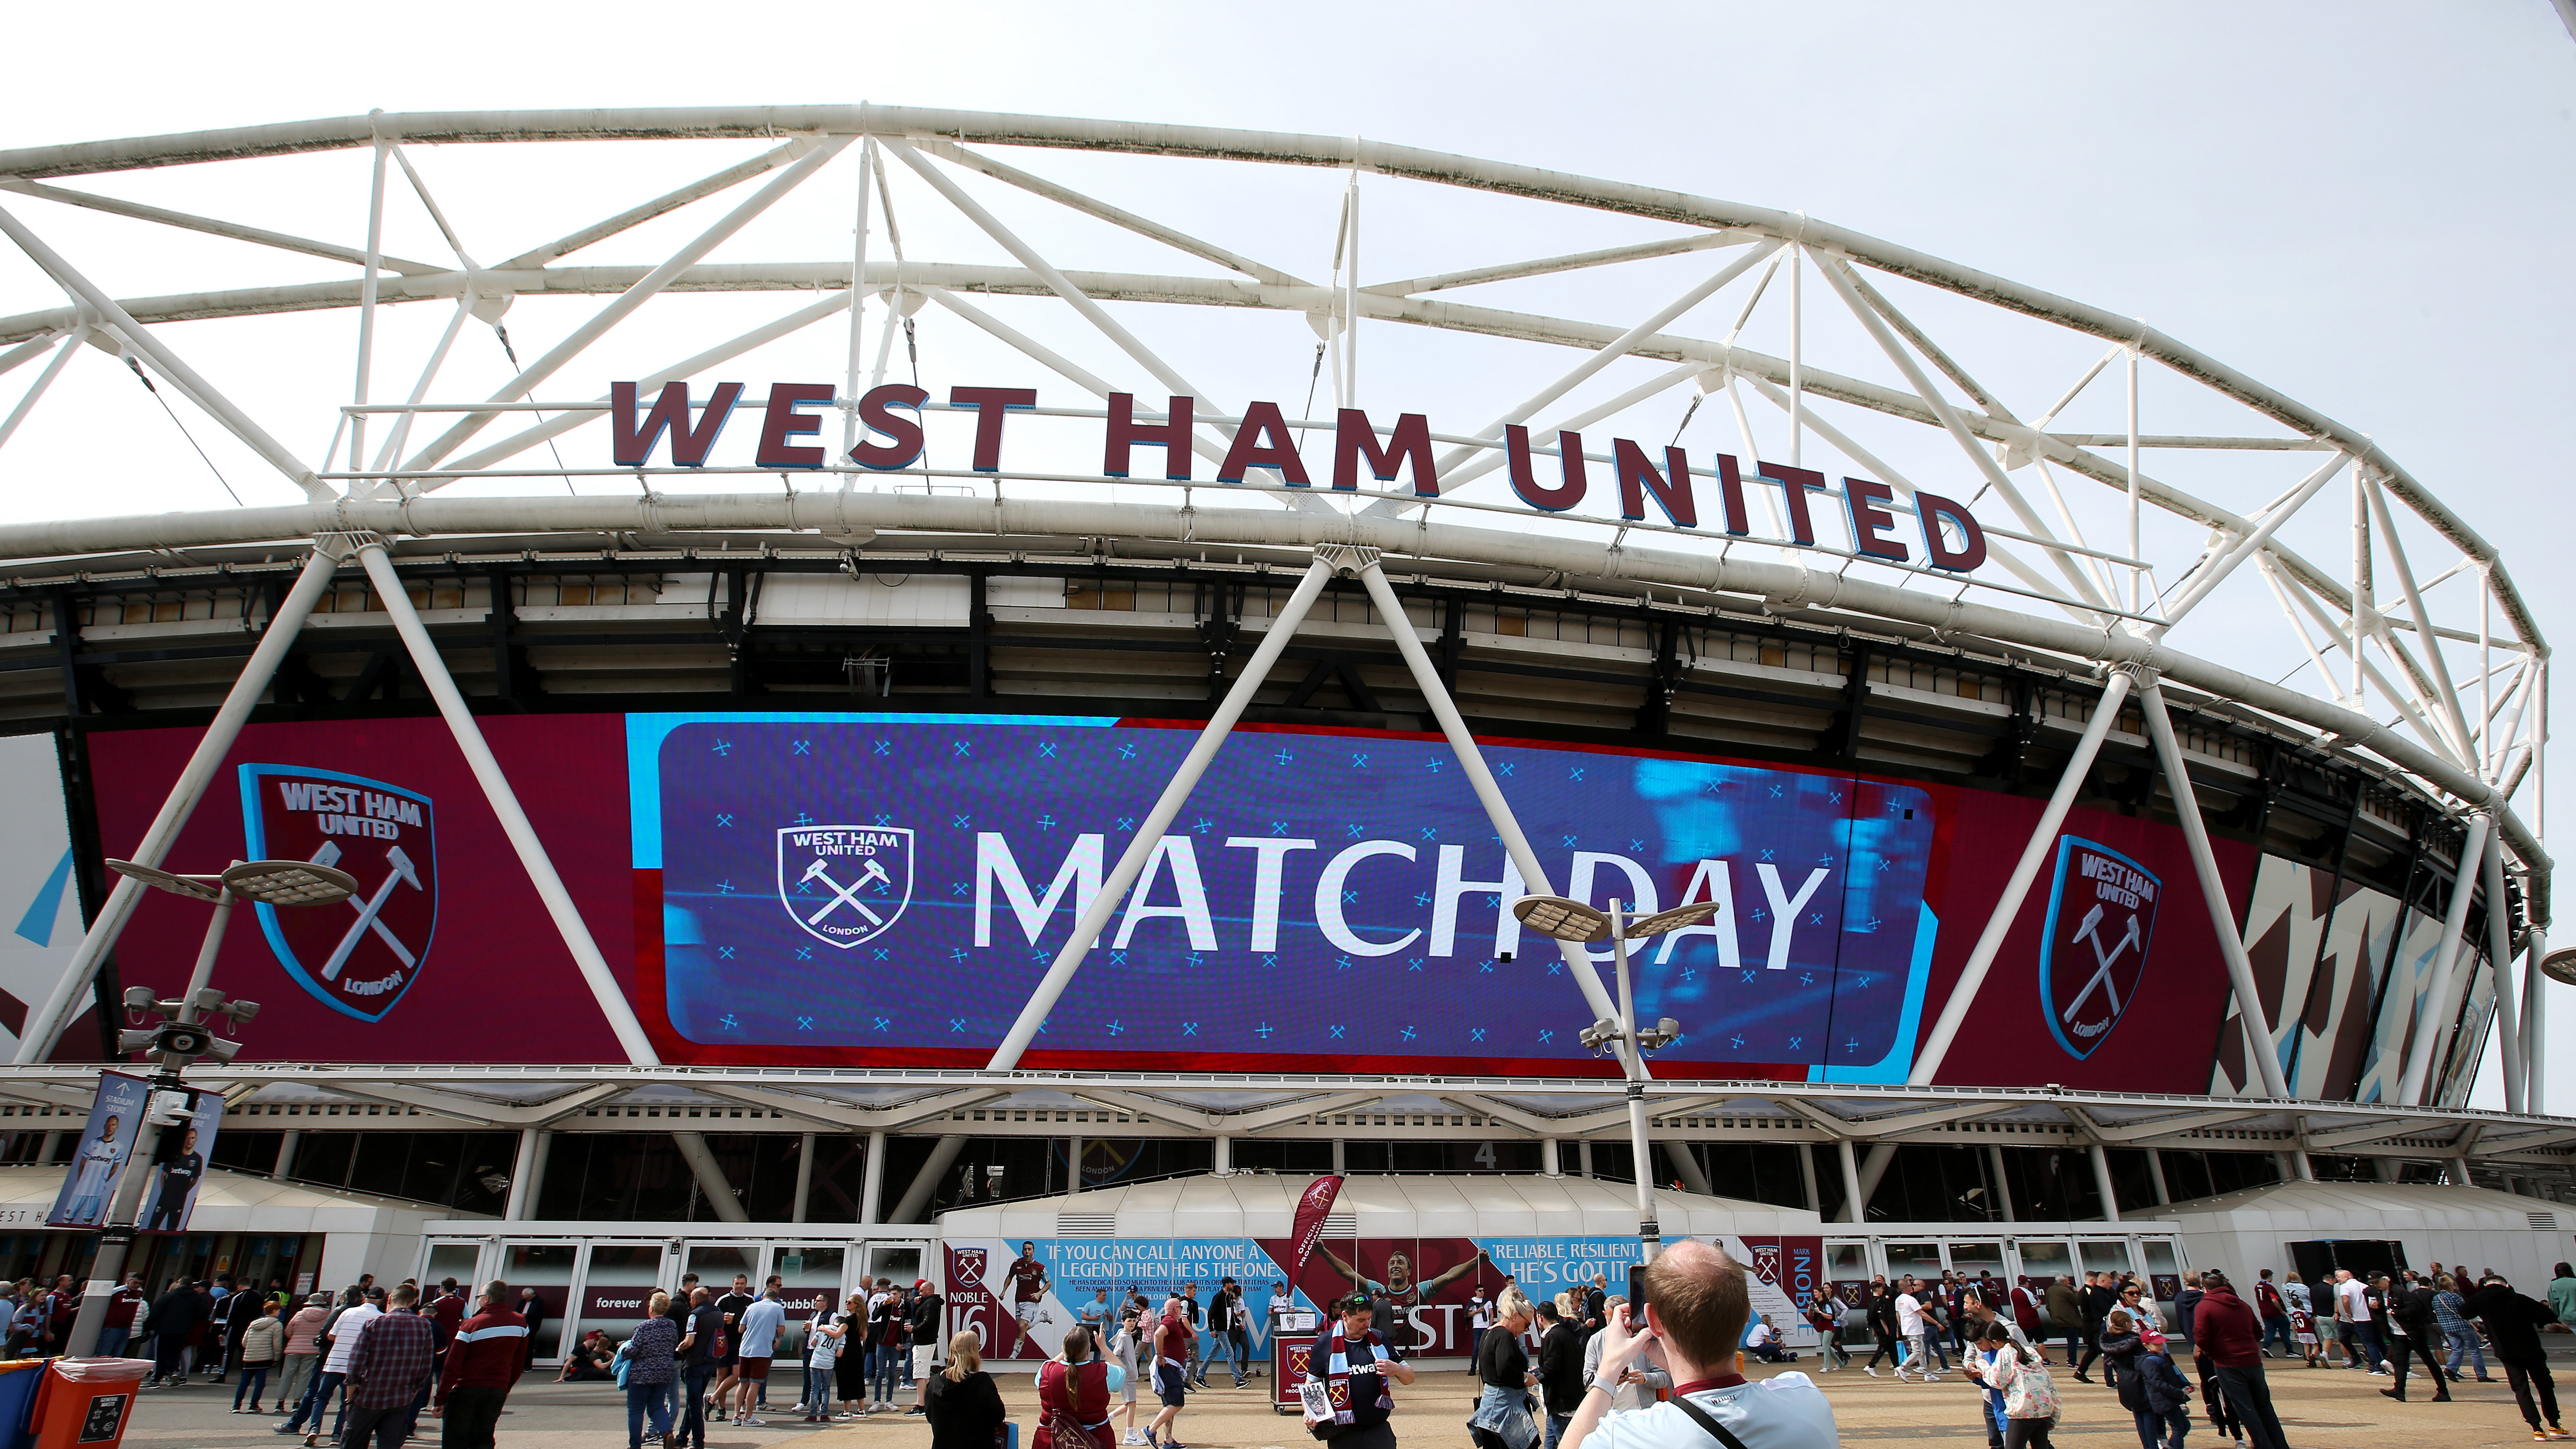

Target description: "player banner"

left=47, top=1071, right=149, bottom=1229
left=137, top=1092, right=221, bottom=1234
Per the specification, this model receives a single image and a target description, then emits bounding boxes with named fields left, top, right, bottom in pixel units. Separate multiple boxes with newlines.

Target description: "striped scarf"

left=1320, top=1323, right=1390, bottom=1427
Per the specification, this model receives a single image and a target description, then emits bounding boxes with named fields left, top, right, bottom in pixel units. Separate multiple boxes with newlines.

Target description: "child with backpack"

left=2136, top=1329, right=2196, bottom=1449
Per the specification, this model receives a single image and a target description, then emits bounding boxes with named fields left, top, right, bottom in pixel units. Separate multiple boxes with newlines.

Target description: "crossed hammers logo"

left=801, top=854, right=892, bottom=928
left=309, top=839, right=424, bottom=980
left=2058, top=901, right=2141, bottom=1023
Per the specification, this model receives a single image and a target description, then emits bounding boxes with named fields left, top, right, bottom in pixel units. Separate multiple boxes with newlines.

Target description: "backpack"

left=2001, top=1353, right=2061, bottom=1420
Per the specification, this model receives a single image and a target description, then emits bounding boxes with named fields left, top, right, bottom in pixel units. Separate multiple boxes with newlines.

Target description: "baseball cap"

left=915, top=1279, right=933, bottom=1292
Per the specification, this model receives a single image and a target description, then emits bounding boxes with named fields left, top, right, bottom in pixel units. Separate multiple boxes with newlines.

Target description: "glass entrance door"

left=419, top=1239, right=485, bottom=1296
left=502, top=1242, right=579, bottom=1363
left=572, top=1243, right=672, bottom=1360
left=685, top=1241, right=762, bottom=1304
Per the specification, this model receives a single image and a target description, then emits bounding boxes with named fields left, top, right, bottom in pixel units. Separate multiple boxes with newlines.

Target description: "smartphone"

left=1626, top=1263, right=1650, bottom=1321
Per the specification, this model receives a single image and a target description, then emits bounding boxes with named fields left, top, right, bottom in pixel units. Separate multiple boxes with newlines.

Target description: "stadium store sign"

left=607, top=380, right=1993, bottom=573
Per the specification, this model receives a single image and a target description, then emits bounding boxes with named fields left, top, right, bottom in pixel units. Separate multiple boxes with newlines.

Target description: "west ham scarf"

left=1320, top=1323, right=1391, bottom=1426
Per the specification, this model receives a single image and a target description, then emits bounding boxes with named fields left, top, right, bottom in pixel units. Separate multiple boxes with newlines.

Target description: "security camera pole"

left=61, top=859, right=354, bottom=1360
left=1512, top=895, right=1707, bottom=1263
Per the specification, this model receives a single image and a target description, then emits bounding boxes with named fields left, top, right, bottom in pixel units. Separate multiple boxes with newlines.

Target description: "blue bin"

left=0, top=1358, right=48, bottom=1449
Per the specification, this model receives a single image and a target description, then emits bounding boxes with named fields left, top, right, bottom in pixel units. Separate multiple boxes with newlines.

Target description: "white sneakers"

left=1124, top=1432, right=1150, bottom=1445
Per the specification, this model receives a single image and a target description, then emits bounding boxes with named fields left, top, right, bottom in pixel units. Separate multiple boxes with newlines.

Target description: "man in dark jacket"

left=2076, top=1272, right=2117, bottom=1381
left=215, top=1279, right=264, bottom=1384
left=140, top=1278, right=205, bottom=1387
left=903, top=1282, right=944, bottom=1412
left=2381, top=1276, right=2450, bottom=1402
left=1534, top=1302, right=1585, bottom=1449
left=2191, top=1272, right=2289, bottom=1449
left=434, top=1281, right=527, bottom=1449
left=2464, top=1276, right=2571, bottom=1439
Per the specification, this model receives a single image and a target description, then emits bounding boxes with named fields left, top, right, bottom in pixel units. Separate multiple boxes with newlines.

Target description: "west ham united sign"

left=775, top=825, right=913, bottom=949
left=2037, top=836, right=2160, bottom=1059
left=238, top=765, right=438, bottom=1022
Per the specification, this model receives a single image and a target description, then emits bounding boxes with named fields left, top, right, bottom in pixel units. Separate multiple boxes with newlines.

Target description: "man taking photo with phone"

left=1563, top=1241, right=1839, bottom=1449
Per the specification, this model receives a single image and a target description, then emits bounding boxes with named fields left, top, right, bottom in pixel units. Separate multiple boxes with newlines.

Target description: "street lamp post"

left=61, top=858, right=354, bottom=1360
left=1513, top=895, right=1709, bottom=1262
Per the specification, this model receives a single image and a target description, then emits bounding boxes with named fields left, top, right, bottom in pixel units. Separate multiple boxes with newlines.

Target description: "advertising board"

left=939, top=1230, right=1826, bottom=1364
left=81, top=710, right=2266, bottom=1088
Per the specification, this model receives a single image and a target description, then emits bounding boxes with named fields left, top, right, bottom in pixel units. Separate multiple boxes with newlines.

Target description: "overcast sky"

left=0, top=2, right=2571, bottom=1110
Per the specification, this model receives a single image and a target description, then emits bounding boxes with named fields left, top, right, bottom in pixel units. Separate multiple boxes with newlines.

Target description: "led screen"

left=80, top=710, right=2268, bottom=1090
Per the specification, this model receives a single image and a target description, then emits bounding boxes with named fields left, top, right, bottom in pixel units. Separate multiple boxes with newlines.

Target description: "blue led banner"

left=633, top=714, right=1935, bottom=1071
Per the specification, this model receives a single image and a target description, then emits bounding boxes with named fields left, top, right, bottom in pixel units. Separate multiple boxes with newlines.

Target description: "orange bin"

left=26, top=1359, right=149, bottom=1449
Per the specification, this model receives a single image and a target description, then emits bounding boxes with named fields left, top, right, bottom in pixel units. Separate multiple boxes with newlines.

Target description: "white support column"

left=1665, top=1140, right=1714, bottom=1197
left=16, top=541, right=344, bottom=1063
left=2484, top=835, right=2528, bottom=1113
left=502, top=1127, right=541, bottom=1221
left=1353, top=559, right=1635, bottom=1048
left=1856, top=1143, right=1898, bottom=1208
left=273, top=1131, right=300, bottom=1182
left=673, top=1131, right=749, bottom=1223
left=356, top=542, right=659, bottom=1065
left=889, top=1135, right=965, bottom=1224
left=1986, top=1145, right=2015, bottom=1222
left=2139, top=678, right=2294, bottom=1099
left=2401, top=813, right=2495, bottom=1104
left=859, top=1130, right=887, bottom=1224
left=1541, top=1139, right=1560, bottom=1178
left=1798, top=1144, right=1821, bottom=1214
left=2146, top=1148, right=2171, bottom=1206
left=1334, top=1138, right=1348, bottom=1175
left=1911, top=670, right=2135, bottom=1085
left=2527, top=927, right=2550, bottom=1117
left=985, top=556, right=1337, bottom=1070
left=1209, top=1135, right=1227, bottom=1178
left=792, top=1132, right=815, bottom=1225
left=1837, top=1140, right=1865, bottom=1225
left=2089, top=1143, right=2122, bottom=1223
left=1578, top=1139, right=1595, bottom=1179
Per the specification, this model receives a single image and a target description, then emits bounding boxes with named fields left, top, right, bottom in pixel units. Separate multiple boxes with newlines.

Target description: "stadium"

left=0, top=104, right=2556, bottom=1365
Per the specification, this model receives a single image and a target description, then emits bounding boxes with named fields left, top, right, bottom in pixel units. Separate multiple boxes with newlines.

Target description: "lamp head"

left=1512, top=895, right=1609, bottom=943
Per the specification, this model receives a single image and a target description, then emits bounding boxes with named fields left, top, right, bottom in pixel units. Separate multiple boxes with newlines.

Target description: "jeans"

left=96, top=1326, right=129, bottom=1360
left=2507, top=1361, right=2563, bottom=1431
left=1543, top=1412, right=1571, bottom=1449
left=233, top=1365, right=270, bottom=1409
left=2061, top=1329, right=2085, bottom=1366
left=2444, top=1326, right=2489, bottom=1378
left=804, top=1366, right=834, bottom=1413
left=2130, top=1409, right=2163, bottom=1449
left=2209, top=1363, right=2288, bottom=1449
left=627, top=1379, right=675, bottom=1447
left=870, top=1345, right=904, bottom=1403
left=2155, top=1407, right=2190, bottom=1448
left=153, top=1335, right=187, bottom=1382
left=2259, top=1316, right=2294, bottom=1358
left=285, top=1369, right=346, bottom=1434
left=2340, top=1321, right=2383, bottom=1368
left=1215, top=1328, right=1250, bottom=1382
left=677, top=1363, right=717, bottom=1447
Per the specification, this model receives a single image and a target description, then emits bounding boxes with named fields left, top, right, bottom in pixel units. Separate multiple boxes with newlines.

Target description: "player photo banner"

left=48, top=1070, right=149, bottom=1229
left=137, top=1092, right=221, bottom=1235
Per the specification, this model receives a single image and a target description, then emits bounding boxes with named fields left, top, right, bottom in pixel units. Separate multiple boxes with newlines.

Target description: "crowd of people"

left=1777, top=1258, right=2576, bottom=1446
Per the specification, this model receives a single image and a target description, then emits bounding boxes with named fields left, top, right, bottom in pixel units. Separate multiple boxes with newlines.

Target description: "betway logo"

left=972, top=833, right=1828, bottom=967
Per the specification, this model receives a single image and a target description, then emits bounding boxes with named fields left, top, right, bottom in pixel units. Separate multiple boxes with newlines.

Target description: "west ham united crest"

left=777, top=825, right=913, bottom=949
left=238, top=765, right=438, bottom=1022
left=2037, top=836, right=2160, bottom=1059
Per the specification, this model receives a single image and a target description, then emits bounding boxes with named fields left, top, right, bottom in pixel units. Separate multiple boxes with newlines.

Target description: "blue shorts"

left=1154, top=1363, right=1187, bottom=1407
